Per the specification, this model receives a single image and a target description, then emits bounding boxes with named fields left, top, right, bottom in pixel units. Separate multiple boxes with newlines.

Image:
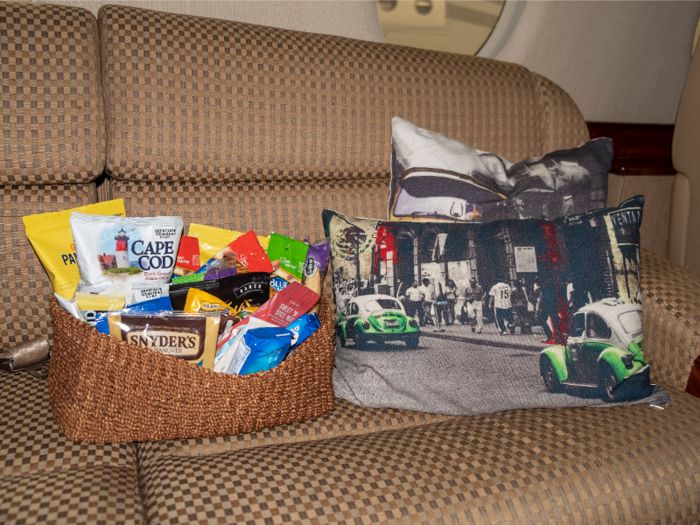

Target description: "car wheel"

left=354, top=333, right=367, bottom=349
left=540, top=355, right=562, bottom=393
left=599, top=363, right=619, bottom=402
left=405, top=336, right=419, bottom=349
left=338, top=327, right=346, bottom=347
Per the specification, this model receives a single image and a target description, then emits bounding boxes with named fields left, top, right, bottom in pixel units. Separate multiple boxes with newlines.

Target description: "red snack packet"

left=176, top=236, right=201, bottom=271
left=229, top=230, right=273, bottom=273
left=252, top=281, right=319, bottom=327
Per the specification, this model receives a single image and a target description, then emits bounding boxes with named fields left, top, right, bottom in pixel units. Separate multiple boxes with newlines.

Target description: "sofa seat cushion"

left=1, top=184, right=97, bottom=347
left=136, top=387, right=700, bottom=524
left=0, top=371, right=143, bottom=524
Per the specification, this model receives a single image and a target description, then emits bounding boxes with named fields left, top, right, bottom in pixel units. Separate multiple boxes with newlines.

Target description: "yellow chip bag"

left=183, top=288, right=232, bottom=314
left=22, top=199, right=126, bottom=299
left=184, top=288, right=260, bottom=317
left=188, top=223, right=269, bottom=262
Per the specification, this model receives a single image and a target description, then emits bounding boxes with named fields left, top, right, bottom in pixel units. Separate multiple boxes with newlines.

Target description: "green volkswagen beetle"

left=540, top=299, right=652, bottom=402
left=337, top=294, right=420, bottom=350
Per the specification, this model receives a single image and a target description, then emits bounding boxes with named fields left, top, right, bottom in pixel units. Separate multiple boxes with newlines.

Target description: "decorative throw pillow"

left=389, top=117, right=613, bottom=223
left=323, top=195, right=669, bottom=416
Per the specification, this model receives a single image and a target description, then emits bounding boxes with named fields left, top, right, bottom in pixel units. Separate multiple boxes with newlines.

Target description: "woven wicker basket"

left=48, top=296, right=336, bottom=443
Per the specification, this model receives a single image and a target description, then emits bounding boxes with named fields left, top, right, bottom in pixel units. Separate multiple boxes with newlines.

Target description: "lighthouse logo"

left=114, top=228, right=130, bottom=268
left=96, top=226, right=143, bottom=277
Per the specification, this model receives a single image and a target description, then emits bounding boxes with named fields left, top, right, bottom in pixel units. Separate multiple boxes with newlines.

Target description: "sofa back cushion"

left=99, top=4, right=588, bottom=243
left=1, top=3, right=104, bottom=346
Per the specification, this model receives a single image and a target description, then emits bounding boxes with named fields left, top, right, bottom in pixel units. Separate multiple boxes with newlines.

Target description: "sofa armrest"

left=640, top=248, right=700, bottom=391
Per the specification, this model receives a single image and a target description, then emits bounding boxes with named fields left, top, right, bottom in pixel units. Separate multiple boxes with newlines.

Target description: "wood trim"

left=587, top=122, right=676, bottom=176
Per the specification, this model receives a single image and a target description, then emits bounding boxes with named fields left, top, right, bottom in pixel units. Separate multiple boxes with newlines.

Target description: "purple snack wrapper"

left=306, top=242, right=329, bottom=271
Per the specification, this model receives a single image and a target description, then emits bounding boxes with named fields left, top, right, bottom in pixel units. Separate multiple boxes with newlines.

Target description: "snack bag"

left=184, top=288, right=233, bottom=314
left=75, top=292, right=125, bottom=328
left=108, top=312, right=220, bottom=370
left=252, top=281, right=320, bottom=327
left=97, top=281, right=135, bottom=305
left=172, top=273, right=205, bottom=285
left=174, top=236, right=201, bottom=276
left=94, top=295, right=173, bottom=334
left=266, top=233, right=309, bottom=280
left=286, top=313, right=321, bottom=350
left=202, top=254, right=239, bottom=280
left=22, top=199, right=126, bottom=299
left=169, top=272, right=270, bottom=312
left=71, top=213, right=183, bottom=289
left=188, top=224, right=269, bottom=262
left=229, top=230, right=273, bottom=273
left=233, top=327, right=293, bottom=376
left=269, top=266, right=300, bottom=296
left=301, top=241, right=330, bottom=312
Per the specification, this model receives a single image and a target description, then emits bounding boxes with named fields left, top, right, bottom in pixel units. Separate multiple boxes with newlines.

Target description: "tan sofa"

left=2, top=3, right=700, bottom=523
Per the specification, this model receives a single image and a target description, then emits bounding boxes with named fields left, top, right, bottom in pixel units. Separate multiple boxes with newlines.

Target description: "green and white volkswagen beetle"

left=540, top=298, right=652, bottom=402
left=337, top=294, right=420, bottom=350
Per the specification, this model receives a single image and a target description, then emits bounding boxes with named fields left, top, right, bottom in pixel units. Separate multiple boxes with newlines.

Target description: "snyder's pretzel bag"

left=107, top=313, right=219, bottom=370
left=71, top=213, right=183, bottom=289
left=22, top=199, right=126, bottom=299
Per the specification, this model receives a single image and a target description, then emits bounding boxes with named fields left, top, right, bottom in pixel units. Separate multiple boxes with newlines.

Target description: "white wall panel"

left=496, top=1, right=700, bottom=124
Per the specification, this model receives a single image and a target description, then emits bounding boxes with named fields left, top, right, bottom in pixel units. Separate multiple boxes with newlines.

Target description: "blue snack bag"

left=286, top=313, right=320, bottom=353
left=236, top=327, right=292, bottom=375
left=94, top=295, right=173, bottom=334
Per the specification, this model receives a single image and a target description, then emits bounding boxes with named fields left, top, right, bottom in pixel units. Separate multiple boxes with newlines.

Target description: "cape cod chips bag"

left=70, top=213, right=183, bottom=290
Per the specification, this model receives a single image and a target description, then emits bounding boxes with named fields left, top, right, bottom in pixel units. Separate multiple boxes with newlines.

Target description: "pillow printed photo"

left=324, top=196, right=669, bottom=416
left=388, top=117, right=613, bottom=223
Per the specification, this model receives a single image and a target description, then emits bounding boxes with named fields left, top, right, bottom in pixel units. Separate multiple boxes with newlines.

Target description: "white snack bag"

left=70, top=213, right=183, bottom=289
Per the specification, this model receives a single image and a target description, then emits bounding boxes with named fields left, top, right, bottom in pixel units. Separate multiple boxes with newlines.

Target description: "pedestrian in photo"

left=405, top=281, right=424, bottom=324
left=464, top=277, right=485, bottom=333
left=533, top=281, right=552, bottom=340
left=435, top=283, right=448, bottom=331
left=444, top=279, right=458, bottom=325
left=420, top=278, right=436, bottom=327
left=489, top=277, right=515, bottom=335
left=511, top=280, right=532, bottom=334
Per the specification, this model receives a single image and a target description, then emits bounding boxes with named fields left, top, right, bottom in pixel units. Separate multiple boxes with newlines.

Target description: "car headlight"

left=362, top=321, right=371, bottom=330
left=408, top=319, right=418, bottom=328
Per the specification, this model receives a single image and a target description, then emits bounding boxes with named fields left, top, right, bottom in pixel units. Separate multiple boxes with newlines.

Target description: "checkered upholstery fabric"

left=640, top=248, right=700, bottom=391
left=98, top=4, right=586, bottom=184
left=0, top=184, right=97, bottom=348
left=137, top=387, right=700, bottom=524
left=532, top=73, right=590, bottom=154
left=0, top=371, right=143, bottom=524
left=0, top=2, right=105, bottom=185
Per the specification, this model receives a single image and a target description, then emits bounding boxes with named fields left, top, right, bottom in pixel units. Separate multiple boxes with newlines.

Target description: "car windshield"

left=618, top=311, right=643, bottom=339
left=363, top=299, right=402, bottom=312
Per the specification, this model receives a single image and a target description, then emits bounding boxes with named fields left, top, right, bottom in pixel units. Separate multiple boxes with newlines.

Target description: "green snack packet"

left=267, top=233, right=309, bottom=280
left=172, top=273, right=205, bottom=285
